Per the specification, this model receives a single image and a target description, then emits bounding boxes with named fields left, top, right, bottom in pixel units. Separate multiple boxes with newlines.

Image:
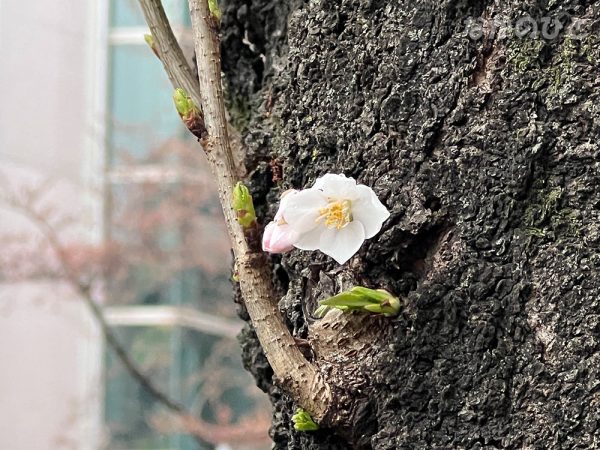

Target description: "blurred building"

left=0, top=1, right=269, bottom=449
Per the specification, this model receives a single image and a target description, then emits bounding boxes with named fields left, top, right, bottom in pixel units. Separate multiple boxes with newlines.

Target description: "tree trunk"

left=221, top=0, right=600, bottom=448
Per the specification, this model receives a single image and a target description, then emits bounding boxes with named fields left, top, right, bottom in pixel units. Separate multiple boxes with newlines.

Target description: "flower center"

left=317, top=199, right=353, bottom=229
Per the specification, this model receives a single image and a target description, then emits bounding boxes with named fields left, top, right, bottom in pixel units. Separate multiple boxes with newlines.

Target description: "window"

left=101, top=2, right=269, bottom=448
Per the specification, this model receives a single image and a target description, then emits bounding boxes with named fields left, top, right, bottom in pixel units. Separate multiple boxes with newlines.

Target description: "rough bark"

left=221, top=0, right=600, bottom=448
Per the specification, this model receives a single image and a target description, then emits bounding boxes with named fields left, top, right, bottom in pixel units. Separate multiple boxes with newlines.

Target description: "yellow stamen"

left=317, top=199, right=353, bottom=229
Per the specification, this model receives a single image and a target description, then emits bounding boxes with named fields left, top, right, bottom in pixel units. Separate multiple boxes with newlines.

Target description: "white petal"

left=293, top=226, right=323, bottom=251
left=279, top=189, right=298, bottom=209
left=313, top=173, right=357, bottom=199
left=274, top=189, right=298, bottom=221
left=281, top=189, right=327, bottom=233
left=352, top=185, right=390, bottom=238
left=318, top=221, right=365, bottom=264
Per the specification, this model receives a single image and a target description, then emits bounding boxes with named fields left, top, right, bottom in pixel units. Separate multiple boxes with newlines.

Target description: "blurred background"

left=0, top=0, right=271, bottom=449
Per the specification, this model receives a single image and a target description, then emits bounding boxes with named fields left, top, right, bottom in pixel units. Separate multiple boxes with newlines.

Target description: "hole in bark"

left=399, top=222, right=453, bottom=279
left=370, top=219, right=455, bottom=294
left=424, top=195, right=441, bottom=211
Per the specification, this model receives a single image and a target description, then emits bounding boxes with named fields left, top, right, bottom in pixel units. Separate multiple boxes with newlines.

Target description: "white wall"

left=0, top=0, right=104, bottom=448
left=0, top=0, right=89, bottom=180
left=0, top=284, right=102, bottom=450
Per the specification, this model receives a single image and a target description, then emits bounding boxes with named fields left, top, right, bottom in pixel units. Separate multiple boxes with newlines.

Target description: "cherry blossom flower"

left=280, top=174, right=390, bottom=264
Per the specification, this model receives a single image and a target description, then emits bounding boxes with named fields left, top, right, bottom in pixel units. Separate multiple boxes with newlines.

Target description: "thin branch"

left=139, top=0, right=203, bottom=111
left=138, top=0, right=332, bottom=423
left=139, top=0, right=246, bottom=177
left=185, top=0, right=332, bottom=420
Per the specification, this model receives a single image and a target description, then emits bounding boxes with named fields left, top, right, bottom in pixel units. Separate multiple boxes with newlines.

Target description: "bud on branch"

left=144, top=33, right=159, bottom=57
left=316, top=286, right=401, bottom=318
left=208, top=0, right=222, bottom=23
left=173, top=88, right=207, bottom=139
left=232, top=182, right=257, bottom=229
left=292, top=408, right=319, bottom=431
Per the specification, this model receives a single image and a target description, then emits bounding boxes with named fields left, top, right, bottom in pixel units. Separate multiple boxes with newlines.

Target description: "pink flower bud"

left=262, top=221, right=298, bottom=253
